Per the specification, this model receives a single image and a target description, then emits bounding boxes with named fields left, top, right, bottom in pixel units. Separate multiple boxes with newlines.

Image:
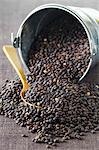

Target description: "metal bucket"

left=12, top=4, right=99, bottom=81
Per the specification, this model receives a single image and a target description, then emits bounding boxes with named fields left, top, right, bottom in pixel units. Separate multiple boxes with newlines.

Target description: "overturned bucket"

left=12, top=4, right=99, bottom=81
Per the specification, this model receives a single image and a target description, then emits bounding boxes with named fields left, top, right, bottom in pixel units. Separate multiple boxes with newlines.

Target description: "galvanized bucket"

left=11, top=4, right=99, bottom=81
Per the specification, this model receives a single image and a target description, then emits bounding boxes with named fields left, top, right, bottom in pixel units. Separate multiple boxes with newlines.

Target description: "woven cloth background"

left=0, top=0, right=99, bottom=149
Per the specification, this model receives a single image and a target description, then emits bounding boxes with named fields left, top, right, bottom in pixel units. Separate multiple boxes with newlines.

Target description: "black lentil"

left=0, top=15, right=99, bottom=148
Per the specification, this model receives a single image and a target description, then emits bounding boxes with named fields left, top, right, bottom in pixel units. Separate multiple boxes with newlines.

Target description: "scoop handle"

left=3, top=45, right=29, bottom=89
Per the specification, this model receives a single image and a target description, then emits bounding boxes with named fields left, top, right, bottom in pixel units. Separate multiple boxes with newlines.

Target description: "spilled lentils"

left=0, top=15, right=99, bottom=148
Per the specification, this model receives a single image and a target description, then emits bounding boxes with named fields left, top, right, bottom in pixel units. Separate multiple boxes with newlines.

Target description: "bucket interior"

left=20, top=8, right=82, bottom=63
left=20, top=7, right=91, bottom=80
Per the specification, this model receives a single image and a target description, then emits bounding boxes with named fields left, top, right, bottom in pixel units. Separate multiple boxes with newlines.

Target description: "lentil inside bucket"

left=28, top=9, right=91, bottom=82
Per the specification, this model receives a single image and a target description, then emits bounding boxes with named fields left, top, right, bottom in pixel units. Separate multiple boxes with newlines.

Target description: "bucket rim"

left=17, top=3, right=93, bottom=81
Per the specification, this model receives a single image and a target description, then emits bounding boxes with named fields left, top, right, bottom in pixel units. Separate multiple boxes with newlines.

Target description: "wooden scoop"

left=3, top=45, right=41, bottom=108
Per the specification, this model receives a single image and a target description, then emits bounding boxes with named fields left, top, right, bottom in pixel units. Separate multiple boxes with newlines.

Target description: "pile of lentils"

left=0, top=15, right=99, bottom=148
